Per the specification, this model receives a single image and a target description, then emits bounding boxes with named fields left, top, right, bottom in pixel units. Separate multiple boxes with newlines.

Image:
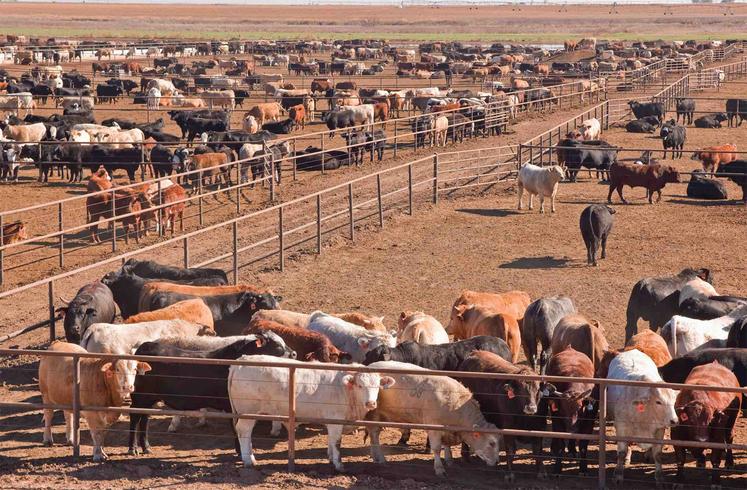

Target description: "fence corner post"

left=287, top=366, right=297, bottom=472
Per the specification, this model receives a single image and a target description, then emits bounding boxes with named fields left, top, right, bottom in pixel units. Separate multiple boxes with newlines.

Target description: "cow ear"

left=380, top=376, right=396, bottom=389
left=54, top=306, right=68, bottom=315
left=255, top=335, right=265, bottom=348
left=503, top=383, right=515, bottom=399
left=357, top=337, right=370, bottom=350
left=101, top=362, right=113, bottom=376
left=342, top=374, right=355, bottom=388
left=304, top=352, right=316, bottom=362
left=273, top=295, right=283, bottom=302
left=137, top=362, right=152, bottom=375
left=471, top=425, right=482, bottom=439
left=85, top=308, right=96, bottom=316
left=399, top=311, right=407, bottom=321
left=678, top=408, right=689, bottom=422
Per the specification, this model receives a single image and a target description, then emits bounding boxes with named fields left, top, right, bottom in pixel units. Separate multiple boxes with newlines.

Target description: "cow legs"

left=607, top=183, right=615, bottom=204
left=615, top=185, right=627, bottom=204
left=167, top=415, right=183, bottom=433
left=651, top=438, right=665, bottom=485
left=397, top=428, right=412, bottom=446
left=89, top=427, right=108, bottom=462
left=270, top=421, right=283, bottom=437
left=710, top=448, right=724, bottom=486
left=655, top=189, right=662, bottom=203
left=615, top=441, right=631, bottom=483
left=369, top=426, right=386, bottom=464
left=42, top=408, right=54, bottom=446
left=235, top=418, right=257, bottom=466
left=64, top=412, right=75, bottom=445
left=528, top=193, right=534, bottom=210
left=578, top=439, right=589, bottom=475
left=326, top=424, right=345, bottom=472
left=601, top=234, right=608, bottom=259
left=504, top=436, right=517, bottom=482
left=517, top=184, right=524, bottom=210
left=428, top=431, right=446, bottom=477
left=550, top=437, right=564, bottom=474
left=539, top=195, right=545, bottom=214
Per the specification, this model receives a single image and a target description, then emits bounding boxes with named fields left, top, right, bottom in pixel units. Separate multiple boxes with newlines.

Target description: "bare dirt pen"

left=2, top=3, right=747, bottom=41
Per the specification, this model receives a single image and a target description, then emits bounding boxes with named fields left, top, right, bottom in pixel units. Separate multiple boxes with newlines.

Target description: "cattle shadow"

left=499, top=256, right=573, bottom=270
left=456, top=208, right=520, bottom=218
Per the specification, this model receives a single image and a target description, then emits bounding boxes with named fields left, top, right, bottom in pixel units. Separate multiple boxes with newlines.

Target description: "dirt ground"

left=1, top=3, right=747, bottom=41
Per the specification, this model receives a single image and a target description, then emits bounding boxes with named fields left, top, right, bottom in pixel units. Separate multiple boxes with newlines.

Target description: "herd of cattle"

left=33, top=258, right=746, bottom=485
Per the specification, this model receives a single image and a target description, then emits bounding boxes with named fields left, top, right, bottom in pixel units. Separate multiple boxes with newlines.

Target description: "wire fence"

left=1, top=347, right=746, bottom=489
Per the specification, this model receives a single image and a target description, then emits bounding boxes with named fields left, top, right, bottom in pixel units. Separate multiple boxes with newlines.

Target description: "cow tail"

left=586, top=321, right=596, bottom=371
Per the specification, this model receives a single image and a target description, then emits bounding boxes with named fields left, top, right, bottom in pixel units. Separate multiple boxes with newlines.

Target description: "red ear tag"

left=680, top=412, right=688, bottom=422
left=550, top=401, right=558, bottom=412
left=636, top=402, right=645, bottom=413
left=255, top=338, right=264, bottom=347
left=507, top=388, right=515, bottom=399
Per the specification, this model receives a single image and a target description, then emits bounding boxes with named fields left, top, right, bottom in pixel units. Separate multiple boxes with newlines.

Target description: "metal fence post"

left=58, top=202, right=64, bottom=268
left=183, top=237, right=189, bottom=268
left=393, top=122, right=398, bottom=157
left=157, top=179, right=163, bottom=237
left=198, top=175, right=204, bottom=226
left=236, top=162, right=241, bottom=214
left=433, top=154, right=439, bottom=204
left=278, top=206, right=285, bottom=271
left=408, top=164, right=413, bottom=216
left=348, top=183, right=354, bottom=241
left=110, top=189, right=117, bottom=252
left=320, top=135, right=326, bottom=175
left=316, top=195, right=322, bottom=254
left=598, top=382, right=607, bottom=490
left=232, top=221, right=239, bottom=285
left=72, top=354, right=80, bottom=457
left=376, top=174, right=384, bottom=227
left=270, top=155, right=276, bottom=201
left=287, top=366, right=297, bottom=472
left=48, top=281, right=56, bottom=342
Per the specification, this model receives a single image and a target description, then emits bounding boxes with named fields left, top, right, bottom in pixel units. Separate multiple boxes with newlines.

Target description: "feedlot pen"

left=1, top=72, right=747, bottom=488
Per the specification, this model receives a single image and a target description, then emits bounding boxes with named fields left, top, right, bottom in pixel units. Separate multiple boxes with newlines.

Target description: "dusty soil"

left=1, top=3, right=747, bottom=41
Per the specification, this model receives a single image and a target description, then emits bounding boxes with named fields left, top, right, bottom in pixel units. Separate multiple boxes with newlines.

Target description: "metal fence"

left=0, top=145, right=517, bottom=343
left=2, top=347, right=745, bottom=490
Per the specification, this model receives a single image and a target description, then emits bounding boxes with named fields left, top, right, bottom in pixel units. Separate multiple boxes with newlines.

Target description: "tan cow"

left=448, top=304, right=522, bottom=362
left=39, top=341, right=151, bottom=461
left=448, top=289, right=531, bottom=330
left=125, top=299, right=214, bottom=330
left=251, top=309, right=310, bottom=329
left=550, top=314, right=610, bottom=370
left=335, top=312, right=387, bottom=334
left=397, top=311, right=450, bottom=345
left=247, top=102, right=284, bottom=126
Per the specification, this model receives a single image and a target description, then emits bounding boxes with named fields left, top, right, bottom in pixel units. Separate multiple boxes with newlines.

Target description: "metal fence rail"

left=2, top=347, right=745, bottom=490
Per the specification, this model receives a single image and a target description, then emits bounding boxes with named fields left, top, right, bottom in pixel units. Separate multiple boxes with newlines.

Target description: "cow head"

left=677, top=400, right=719, bottom=442
left=502, top=372, right=545, bottom=415
left=633, top=386, right=678, bottom=428
left=342, top=371, right=395, bottom=415
left=548, top=165, right=566, bottom=183
left=103, top=359, right=151, bottom=403
left=460, top=423, right=500, bottom=467
left=59, top=298, right=97, bottom=344
left=446, top=304, right=471, bottom=338
left=662, top=166, right=681, bottom=183
left=546, top=387, right=595, bottom=431
left=363, top=343, right=391, bottom=365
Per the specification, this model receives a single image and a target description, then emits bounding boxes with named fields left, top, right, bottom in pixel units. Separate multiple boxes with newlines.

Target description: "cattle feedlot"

left=2, top=3, right=747, bottom=490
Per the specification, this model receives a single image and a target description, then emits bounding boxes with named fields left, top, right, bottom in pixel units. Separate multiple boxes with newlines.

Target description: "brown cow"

left=624, top=329, right=671, bottom=367
left=335, top=81, right=357, bottom=91
left=244, top=318, right=349, bottom=363
left=429, top=102, right=460, bottom=114
left=448, top=304, right=522, bottom=363
left=185, top=152, right=230, bottom=191
left=545, top=347, right=596, bottom=476
left=288, top=104, right=306, bottom=129
left=691, top=144, right=737, bottom=174
left=673, top=361, right=741, bottom=487
left=607, top=162, right=680, bottom=204
left=85, top=167, right=114, bottom=243
left=334, top=312, right=387, bottom=334
left=550, top=314, right=610, bottom=370
left=448, top=290, right=531, bottom=332
left=113, top=185, right=153, bottom=244
left=156, top=183, right=187, bottom=234
left=534, top=64, right=550, bottom=76
left=125, top=299, right=214, bottom=329
left=310, top=78, right=332, bottom=94
left=564, top=40, right=578, bottom=52
left=388, top=93, right=406, bottom=118
left=1, top=220, right=28, bottom=245
left=373, top=102, right=389, bottom=125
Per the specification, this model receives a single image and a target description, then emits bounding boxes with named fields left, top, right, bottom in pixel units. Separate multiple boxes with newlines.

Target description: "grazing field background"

left=1, top=3, right=747, bottom=41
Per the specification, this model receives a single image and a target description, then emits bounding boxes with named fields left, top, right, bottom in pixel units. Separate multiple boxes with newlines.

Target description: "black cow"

left=142, top=289, right=281, bottom=337
left=362, top=336, right=511, bottom=369
left=343, top=131, right=367, bottom=166
left=694, top=113, right=728, bottom=129
left=324, top=110, right=359, bottom=136
left=579, top=204, right=615, bottom=266
left=725, top=98, right=747, bottom=127
left=144, top=129, right=180, bottom=143
left=168, top=110, right=228, bottom=139
left=679, top=295, right=747, bottom=320
left=102, top=117, right=137, bottom=130
left=95, top=83, right=123, bottom=104
left=639, top=115, right=662, bottom=127
left=686, top=170, right=727, bottom=200
left=715, top=160, right=747, bottom=202
left=128, top=333, right=295, bottom=455
left=660, top=121, right=686, bottom=159
left=186, top=117, right=230, bottom=142
left=58, top=281, right=116, bottom=343
left=624, top=267, right=713, bottom=341
left=107, top=78, right=138, bottom=95
left=149, top=144, right=178, bottom=177
left=628, top=101, right=666, bottom=124
left=559, top=139, right=618, bottom=182
left=411, top=114, right=434, bottom=149
left=138, top=118, right=165, bottom=133
left=625, top=119, right=656, bottom=133
left=30, top=84, right=53, bottom=105
left=85, top=145, right=143, bottom=182
left=726, top=317, right=747, bottom=348
left=675, top=98, right=696, bottom=125
left=294, top=147, right=348, bottom=171
left=122, top=259, right=228, bottom=285
left=365, top=129, right=386, bottom=162
left=52, top=143, right=93, bottom=182
left=261, top=118, right=294, bottom=135
left=233, top=89, right=249, bottom=108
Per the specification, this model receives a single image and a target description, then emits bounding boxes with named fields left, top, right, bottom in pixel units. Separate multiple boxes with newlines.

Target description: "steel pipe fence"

left=0, top=145, right=517, bottom=342
left=1, top=347, right=746, bottom=490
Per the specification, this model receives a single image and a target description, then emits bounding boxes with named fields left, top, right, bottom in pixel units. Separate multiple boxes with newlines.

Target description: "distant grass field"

left=0, top=26, right=741, bottom=43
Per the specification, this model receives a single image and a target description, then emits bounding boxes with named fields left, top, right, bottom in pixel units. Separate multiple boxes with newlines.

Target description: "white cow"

left=397, top=312, right=449, bottom=344
left=146, top=78, right=176, bottom=95
left=661, top=305, right=747, bottom=357
left=607, top=349, right=678, bottom=485
left=581, top=118, right=601, bottom=140
left=367, top=361, right=500, bottom=476
left=99, top=127, right=145, bottom=149
left=242, top=115, right=259, bottom=133
left=678, top=277, right=718, bottom=306
left=307, top=311, right=395, bottom=363
left=433, top=115, right=448, bottom=147
left=517, top=163, right=566, bottom=213
left=339, top=103, right=374, bottom=128
left=147, top=87, right=161, bottom=110
left=228, top=355, right=395, bottom=471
